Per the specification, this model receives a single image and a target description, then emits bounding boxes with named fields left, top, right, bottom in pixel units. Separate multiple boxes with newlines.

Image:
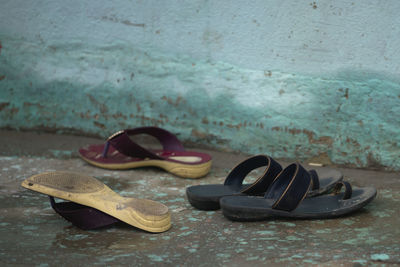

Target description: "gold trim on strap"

left=107, top=130, right=124, bottom=141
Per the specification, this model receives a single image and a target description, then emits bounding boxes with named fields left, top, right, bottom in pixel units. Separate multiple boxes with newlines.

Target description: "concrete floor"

left=0, top=130, right=399, bottom=266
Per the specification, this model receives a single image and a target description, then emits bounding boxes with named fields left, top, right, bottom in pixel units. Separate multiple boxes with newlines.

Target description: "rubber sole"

left=220, top=187, right=377, bottom=221
left=186, top=184, right=250, bottom=211
left=21, top=171, right=171, bottom=232
left=186, top=194, right=222, bottom=211
left=80, top=155, right=212, bottom=179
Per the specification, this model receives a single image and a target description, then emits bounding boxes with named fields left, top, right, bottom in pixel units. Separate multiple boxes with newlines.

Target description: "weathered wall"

left=0, top=1, right=399, bottom=169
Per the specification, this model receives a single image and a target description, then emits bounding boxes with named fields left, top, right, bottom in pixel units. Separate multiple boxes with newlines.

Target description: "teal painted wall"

left=0, top=1, right=399, bottom=170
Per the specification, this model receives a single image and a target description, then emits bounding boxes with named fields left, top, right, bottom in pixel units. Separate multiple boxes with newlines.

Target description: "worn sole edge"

left=186, top=190, right=222, bottom=211
left=220, top=188, right=377, bottom=221
left=21, top=173, right=172, bottom=233
left=79, top=155, right=212, bottom=179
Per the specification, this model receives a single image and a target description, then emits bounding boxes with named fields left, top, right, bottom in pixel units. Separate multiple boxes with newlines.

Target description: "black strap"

left=223, top=155, right=282, bottom=195
left=309, top=169, right=320, bottom=190
left=332, top=181, right=352, bottom=199
left=264, top=163, right=311, bottom=211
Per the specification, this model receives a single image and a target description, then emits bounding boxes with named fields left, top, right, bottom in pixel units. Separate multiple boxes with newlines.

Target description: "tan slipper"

left=21, top=171, right=171, bottom=232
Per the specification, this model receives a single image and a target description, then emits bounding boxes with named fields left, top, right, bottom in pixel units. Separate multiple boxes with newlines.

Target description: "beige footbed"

left=80, top=155, right=212, bottom=179
left=21, top=171, right=171, bottom=233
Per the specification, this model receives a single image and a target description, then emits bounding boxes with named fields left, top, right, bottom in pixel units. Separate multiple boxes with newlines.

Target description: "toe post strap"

left=101, top=141, right=111, bottom=158
left=332, top=181, right=352, bottom=200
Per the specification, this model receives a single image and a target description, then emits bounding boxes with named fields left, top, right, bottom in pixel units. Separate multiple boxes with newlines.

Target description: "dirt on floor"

left=0, top=130, right=399, bottom=266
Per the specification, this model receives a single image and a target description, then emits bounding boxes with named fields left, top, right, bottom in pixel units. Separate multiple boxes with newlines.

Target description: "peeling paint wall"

left=0, top=1, right=399, bottom=170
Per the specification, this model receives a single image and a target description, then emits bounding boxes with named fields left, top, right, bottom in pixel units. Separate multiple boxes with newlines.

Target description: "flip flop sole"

left=220, top=187, right=377, bottom=221
left=79, top=155, right=212, bottom=179
left=21, top=172, right=171, bottom=232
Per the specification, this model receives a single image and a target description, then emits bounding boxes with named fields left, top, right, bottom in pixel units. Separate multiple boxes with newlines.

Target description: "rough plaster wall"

left=0, top=0, right=399, bottom=169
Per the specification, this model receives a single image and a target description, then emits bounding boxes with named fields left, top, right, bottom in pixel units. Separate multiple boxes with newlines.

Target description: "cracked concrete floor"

left=0, top=130, right=399, bottom=266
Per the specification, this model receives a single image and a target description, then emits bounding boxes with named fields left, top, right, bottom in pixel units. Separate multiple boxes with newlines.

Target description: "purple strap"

left=223, top=155, right=283, bottom=195
left=49, top=196, right=119, bottom=230
left=103, top=127, right=185, bottom=159
left=264, top=163, right=311, bottom=212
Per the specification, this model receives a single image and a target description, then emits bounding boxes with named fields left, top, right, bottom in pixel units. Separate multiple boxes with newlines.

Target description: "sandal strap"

left=309, top=169, right=320, bottom=190
left=264, top=163, right=311, bottom=211
left=332, top=181, right=352, bottom=199
left=49, top=196, right=118, bottom=230
left=103, top=127, right=185, bottom=159
left=224, top=155, right=282, bottom=195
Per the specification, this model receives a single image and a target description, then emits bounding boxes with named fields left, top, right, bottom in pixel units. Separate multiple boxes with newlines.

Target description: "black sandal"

left=186, top=155, right=343, bottom=210
left=220, top=163, right=376, bottom=221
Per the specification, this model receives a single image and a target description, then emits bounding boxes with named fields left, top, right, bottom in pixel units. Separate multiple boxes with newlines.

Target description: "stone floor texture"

left=0, top=130, right=399, bottom=266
